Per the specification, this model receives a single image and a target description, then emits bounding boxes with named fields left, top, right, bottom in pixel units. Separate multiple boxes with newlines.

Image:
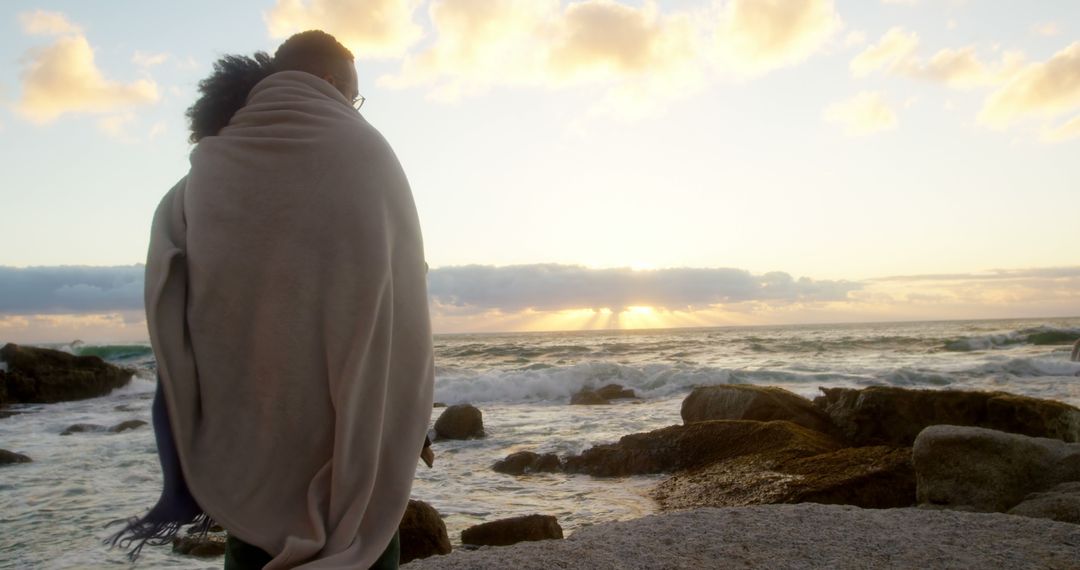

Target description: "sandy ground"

left=406, top=503, right=1080, bottom=569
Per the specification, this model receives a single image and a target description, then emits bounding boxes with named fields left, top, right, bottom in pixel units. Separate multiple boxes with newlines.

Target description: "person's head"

left=185, top=30, right=356, bottom=144
left=272, top=30, right=357, bottom=103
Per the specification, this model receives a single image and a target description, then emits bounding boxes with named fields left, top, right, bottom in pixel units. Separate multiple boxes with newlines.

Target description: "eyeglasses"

left=352, top=95, right=366, bottom=110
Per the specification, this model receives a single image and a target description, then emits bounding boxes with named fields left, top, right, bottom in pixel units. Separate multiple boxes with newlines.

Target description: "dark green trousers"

left=224, top=531, right=400, bottom=569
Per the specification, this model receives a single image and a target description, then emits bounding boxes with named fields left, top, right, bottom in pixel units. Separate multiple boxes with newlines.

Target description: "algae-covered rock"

left=0, top=343, right=134, bottom=406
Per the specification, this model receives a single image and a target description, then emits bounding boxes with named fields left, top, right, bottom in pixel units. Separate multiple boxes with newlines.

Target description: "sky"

left=0, top=0, right=1078, bottom=342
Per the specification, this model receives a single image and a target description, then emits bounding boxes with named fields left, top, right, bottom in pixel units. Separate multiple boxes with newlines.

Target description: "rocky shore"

left=406, top=503, right=1080, bottom=569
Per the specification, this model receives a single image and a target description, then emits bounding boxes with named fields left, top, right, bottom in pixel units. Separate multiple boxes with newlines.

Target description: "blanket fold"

left=117, top=70, right=434, bottom=569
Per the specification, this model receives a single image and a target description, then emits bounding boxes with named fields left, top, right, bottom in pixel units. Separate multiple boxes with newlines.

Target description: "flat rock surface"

left=405, top=504, right=1080, bottom=569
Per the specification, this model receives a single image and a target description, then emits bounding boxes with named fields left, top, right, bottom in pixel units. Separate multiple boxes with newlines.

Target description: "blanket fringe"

left=104, top=512, right=213, bottom=562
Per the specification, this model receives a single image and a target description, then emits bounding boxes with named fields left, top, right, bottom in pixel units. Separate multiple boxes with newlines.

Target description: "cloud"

left=979, top=42, right=1080, bottom=127
left=0, top=266, right=144, bottom=315
left=381, top=0, right=839, bottom=111
left=850, top=27, right=918, bottom=76
left=823, top=91, right=898, bottom=135
left=845, top=30, right=867, bottom=48
left=427, top=264, right=859, bottom=313
left=132, top=51, right=170, bottom=68
left=265, top=0, right=424, bottom=59
left=714, top=0, right=843, bottom=74
left=19, top=10, right=81, bottom=36
left=1041, top=114, right=1080, bottom=143
left=851, top=27, right=1022, bottom=88
left=15, top=12, right=160, bottom=124
left=1032, top=23, right=1061, bottom=38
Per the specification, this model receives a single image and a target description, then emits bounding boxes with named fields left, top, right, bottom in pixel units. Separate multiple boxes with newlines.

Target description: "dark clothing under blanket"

left=224, top=532, right=401, bottom=569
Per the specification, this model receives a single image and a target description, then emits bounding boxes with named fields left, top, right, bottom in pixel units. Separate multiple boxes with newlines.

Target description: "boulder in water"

left=434, top=404, right=484, bottom=440
left=0, top=343, right=134, bottom=406
left=682, top=385, right=836, bottom=436
left=60, top=423, right=106, bottom=436
left=0, top=449, right=32, bottom=465
left=109, top=419, right=148, bottom=433
left=914, top=425, right=1080, bottom=512
left=493, top=451, right=563, bottom=475
left=570, top=383, right=637, bottom=405
left=399, top=499, right=452, bottom=563
left=814, top=386, right=1080, bottom=446
left=461, top=514, right=563, bottom=547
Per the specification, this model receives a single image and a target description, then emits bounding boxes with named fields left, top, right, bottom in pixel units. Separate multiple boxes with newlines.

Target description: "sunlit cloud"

left=18, top=10, right=81, bottom=36
left=264, top=0, right=424, bottom=59
left=1041, top=114, right=1080, bottom=143
left=714, top=0, right=842, bottom=74
left=851, top=27, right=1022, bottom=88
left=850, top=27, right=919, bottom=77
left=382, top=0, right=703, bottom=111
left=823, top=91, right=897, bottom=135
left=15, top=12, right=160, bottom=124
left=379, top=0, right=839, bottom=114
left=1032, top=23, right=1061, bottom=38
left=979, top=42, right=1080, bottom=128
left=132, top=51, right=170, bottom=68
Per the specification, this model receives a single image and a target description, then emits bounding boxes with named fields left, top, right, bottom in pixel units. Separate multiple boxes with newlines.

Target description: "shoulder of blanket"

left=149, top=176, right=189, bottom=249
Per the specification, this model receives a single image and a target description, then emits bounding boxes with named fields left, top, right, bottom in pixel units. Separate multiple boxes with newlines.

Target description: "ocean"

left=2, top=317, right=1079, bottom=568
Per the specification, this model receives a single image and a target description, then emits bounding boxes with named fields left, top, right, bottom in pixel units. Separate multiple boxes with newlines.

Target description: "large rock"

left=913, top=425, right=1080, bottom=512
left=461, top=514, right=563, bottom=547
left=653, top=445, right=913, bottom=511
left=0, top=449, right=32, bottom=465
left=564, top=420, right=842, bottom=477
left=815, top=386, right=1080, bottom=446
left=0, top=343, right=134, bottom=406
left=493, top=451, right=563, bottom=475
left=682, top=385, right=836, bottom=436
left=399, top=499, right=451, bottom=563
left=1008, top=482, right=1080, bottom=524
left=433, top=404, right=484, bottom=440
left=570, top=383, right=636, bottom=405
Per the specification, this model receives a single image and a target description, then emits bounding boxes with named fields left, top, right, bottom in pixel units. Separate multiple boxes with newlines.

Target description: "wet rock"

left=493, top=451, right=563, bottom=475
left=1008, top=482, right=1080, bottom=524
left=570, top=383, right=636, bottom=405
left=570, top=389, right=608, bottom=405
left=653, top=445, right=914, bottom=511
left=0, top=343, right=134, bottom=406
left=815, top=386, right=1080, bottom=446
left=434, top=404, right=484, bottom=440
left=682, top=385, right=836, bottom=436
left=172, top=534, right=227, bottom=557
left=109, top=419, right=148, bottom=433
left=461, top=514, right=563, bottom=547
left=0, top=449, right=32, bottom=465
left=60, top=423, right=106, bottom=436
left=399, top=499, right=452, bottom=563
left=913, top=425, right=1080, bottom=512
left=564, top=420, right=842, bottom=477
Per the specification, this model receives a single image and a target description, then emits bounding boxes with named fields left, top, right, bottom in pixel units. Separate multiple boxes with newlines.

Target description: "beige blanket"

left=145, top=70, right=434, bottom=568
